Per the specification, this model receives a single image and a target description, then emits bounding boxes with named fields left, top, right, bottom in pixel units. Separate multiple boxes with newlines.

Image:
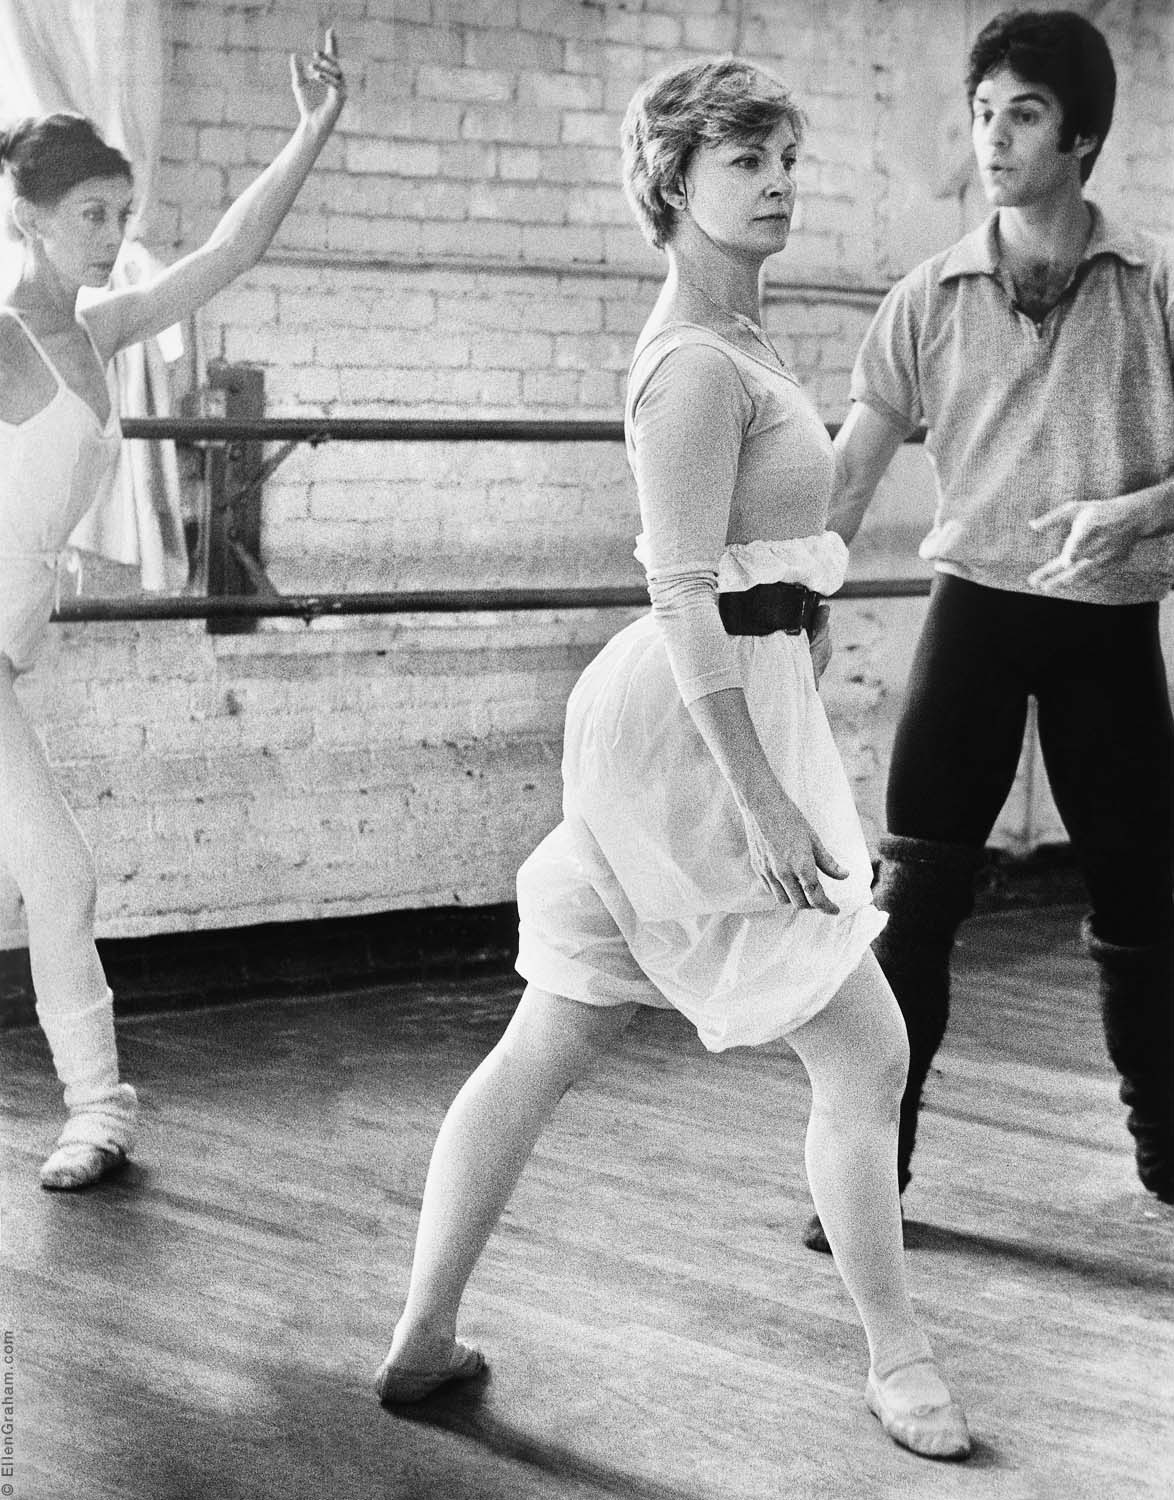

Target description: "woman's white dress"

left=516, top=324, right=885, bottom=1051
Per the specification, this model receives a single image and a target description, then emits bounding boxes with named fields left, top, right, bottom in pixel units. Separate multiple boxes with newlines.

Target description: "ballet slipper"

left=865, top=1357, right=972, bottom=1460
left=40, top=1140, right=126, bottom=1191
left=39, top=1082, right=137, bottom=1192
left=375, top=1341, right=487, bottom=1405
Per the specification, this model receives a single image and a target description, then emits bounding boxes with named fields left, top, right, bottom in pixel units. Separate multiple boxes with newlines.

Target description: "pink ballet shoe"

left=40, top=1141, right=127, bottom=1191
left=865, top=1358, right=972, bottom=1460
left=375, top=1341, right=487, bottom=1405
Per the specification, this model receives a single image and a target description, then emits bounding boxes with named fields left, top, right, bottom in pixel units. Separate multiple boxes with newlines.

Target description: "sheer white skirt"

left=516, top=533, right=885, bottom=1051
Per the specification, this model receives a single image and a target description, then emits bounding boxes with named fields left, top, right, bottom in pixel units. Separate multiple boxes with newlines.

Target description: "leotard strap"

left=1, top=307, right=114, bottom=430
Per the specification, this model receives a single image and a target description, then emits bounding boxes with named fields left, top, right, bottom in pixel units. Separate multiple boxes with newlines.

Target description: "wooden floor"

left=2, top=903, right=1172, bottom=1500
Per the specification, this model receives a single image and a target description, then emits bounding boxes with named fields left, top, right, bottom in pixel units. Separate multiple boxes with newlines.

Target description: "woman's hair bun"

left=0, top=114, right=131, bottom=204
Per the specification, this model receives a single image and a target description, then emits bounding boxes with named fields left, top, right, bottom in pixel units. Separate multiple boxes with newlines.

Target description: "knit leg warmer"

left=35, top=987, right=138, bottom=1155
left=1084, top=916, right=1174, bottom=1203
left=872, top=835, right=985, bottom=1192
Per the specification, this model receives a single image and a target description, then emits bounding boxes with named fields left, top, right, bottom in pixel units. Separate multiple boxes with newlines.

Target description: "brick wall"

left=3, top=0, right=1172, bottom=946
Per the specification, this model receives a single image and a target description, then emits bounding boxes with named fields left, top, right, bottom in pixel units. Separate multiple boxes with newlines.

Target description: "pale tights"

left=391, top=949, right=930, bottom=1381
left=0, top=666, right=135, bottom=1151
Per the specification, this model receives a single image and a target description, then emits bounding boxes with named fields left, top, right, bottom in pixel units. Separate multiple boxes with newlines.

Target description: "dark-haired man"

left=805, top=8, right=1174, bottom=1249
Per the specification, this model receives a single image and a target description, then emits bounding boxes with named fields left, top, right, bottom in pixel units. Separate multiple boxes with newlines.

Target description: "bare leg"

left=786, top=949, right=969, bottom=1457
left=385, top=984, right=637, bottom=1372
left=0, top=665, right=136, bottom=1186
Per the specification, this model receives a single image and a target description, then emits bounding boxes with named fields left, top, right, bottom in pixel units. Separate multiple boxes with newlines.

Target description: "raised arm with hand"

left=85, top=28, right=347, bottom=359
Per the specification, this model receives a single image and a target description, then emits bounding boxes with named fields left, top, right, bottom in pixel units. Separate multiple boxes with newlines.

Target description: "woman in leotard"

left=0, top=31, right=345, bottom=1191
left=376, top=57, right=972, bottom=1463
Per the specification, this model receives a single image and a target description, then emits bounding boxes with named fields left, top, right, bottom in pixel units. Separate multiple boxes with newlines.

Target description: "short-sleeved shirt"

left=850, top=203, right=1174, bottom=604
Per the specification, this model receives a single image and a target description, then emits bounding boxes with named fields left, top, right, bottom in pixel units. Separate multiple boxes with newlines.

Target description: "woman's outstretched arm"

left=85, top=28, right=347, bottom=359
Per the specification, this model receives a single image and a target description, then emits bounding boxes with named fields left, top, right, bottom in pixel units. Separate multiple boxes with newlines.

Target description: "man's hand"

left=1027, top=496, right=1152, bottom=592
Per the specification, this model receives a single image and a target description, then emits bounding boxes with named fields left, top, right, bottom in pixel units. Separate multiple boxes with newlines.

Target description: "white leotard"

left=0, top=311, right=121, bottom=672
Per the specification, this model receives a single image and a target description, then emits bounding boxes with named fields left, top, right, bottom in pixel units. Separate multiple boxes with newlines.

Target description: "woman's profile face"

left=23, top=175, right=133, bottom=288
left=674, top=118, right=799, bottom=261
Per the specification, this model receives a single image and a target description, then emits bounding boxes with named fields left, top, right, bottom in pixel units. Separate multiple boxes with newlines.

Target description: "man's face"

left=970, top=65, right=1093, bottom=208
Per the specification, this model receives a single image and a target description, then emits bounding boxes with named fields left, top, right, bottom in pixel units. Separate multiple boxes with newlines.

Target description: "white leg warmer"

left=35, top=988, right=138, bottom=1153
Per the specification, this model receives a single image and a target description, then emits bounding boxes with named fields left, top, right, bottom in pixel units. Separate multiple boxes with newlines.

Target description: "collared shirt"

left=850, top=203, right=1174, bottom=603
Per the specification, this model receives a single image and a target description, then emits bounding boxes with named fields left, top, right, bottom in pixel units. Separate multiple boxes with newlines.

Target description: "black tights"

left=887, top=575, right=1174, bottom=946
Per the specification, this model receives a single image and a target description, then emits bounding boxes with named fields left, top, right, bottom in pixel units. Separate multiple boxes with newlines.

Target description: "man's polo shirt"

left=850, top=203, right=1174, bottom=604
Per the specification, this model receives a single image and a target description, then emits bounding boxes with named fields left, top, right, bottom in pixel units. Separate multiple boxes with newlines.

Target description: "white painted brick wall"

left=3, top=0, right=1172, bottom=947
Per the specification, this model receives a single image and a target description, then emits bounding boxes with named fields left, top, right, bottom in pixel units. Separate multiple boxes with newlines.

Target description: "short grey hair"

left=621, top=55, right=805, bottom=251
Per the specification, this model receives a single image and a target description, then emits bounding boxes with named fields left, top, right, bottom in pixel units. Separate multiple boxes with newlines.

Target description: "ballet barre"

left=54, top=575, right=932, bottom=624
left=52, top=410, right=930, bottom=625
left=118, top=415, right=927, bottom=443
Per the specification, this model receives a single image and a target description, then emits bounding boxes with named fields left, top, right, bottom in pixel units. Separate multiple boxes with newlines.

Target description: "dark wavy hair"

left=966, top=9, right=1115, bottom=182
left=0, top=113, right=132, bottom=206
left=621, top=55, right=804, bottom=251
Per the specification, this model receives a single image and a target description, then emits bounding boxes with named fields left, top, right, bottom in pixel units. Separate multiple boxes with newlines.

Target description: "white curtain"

left=0, top=0, right=189, bottom=590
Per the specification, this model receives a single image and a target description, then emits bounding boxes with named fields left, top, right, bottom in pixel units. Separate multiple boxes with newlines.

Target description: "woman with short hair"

left=378, top=56, right=971, bottom=1463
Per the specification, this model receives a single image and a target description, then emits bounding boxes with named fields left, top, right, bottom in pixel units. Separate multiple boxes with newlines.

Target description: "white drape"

left=0, top=0, right=188, bottom=590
